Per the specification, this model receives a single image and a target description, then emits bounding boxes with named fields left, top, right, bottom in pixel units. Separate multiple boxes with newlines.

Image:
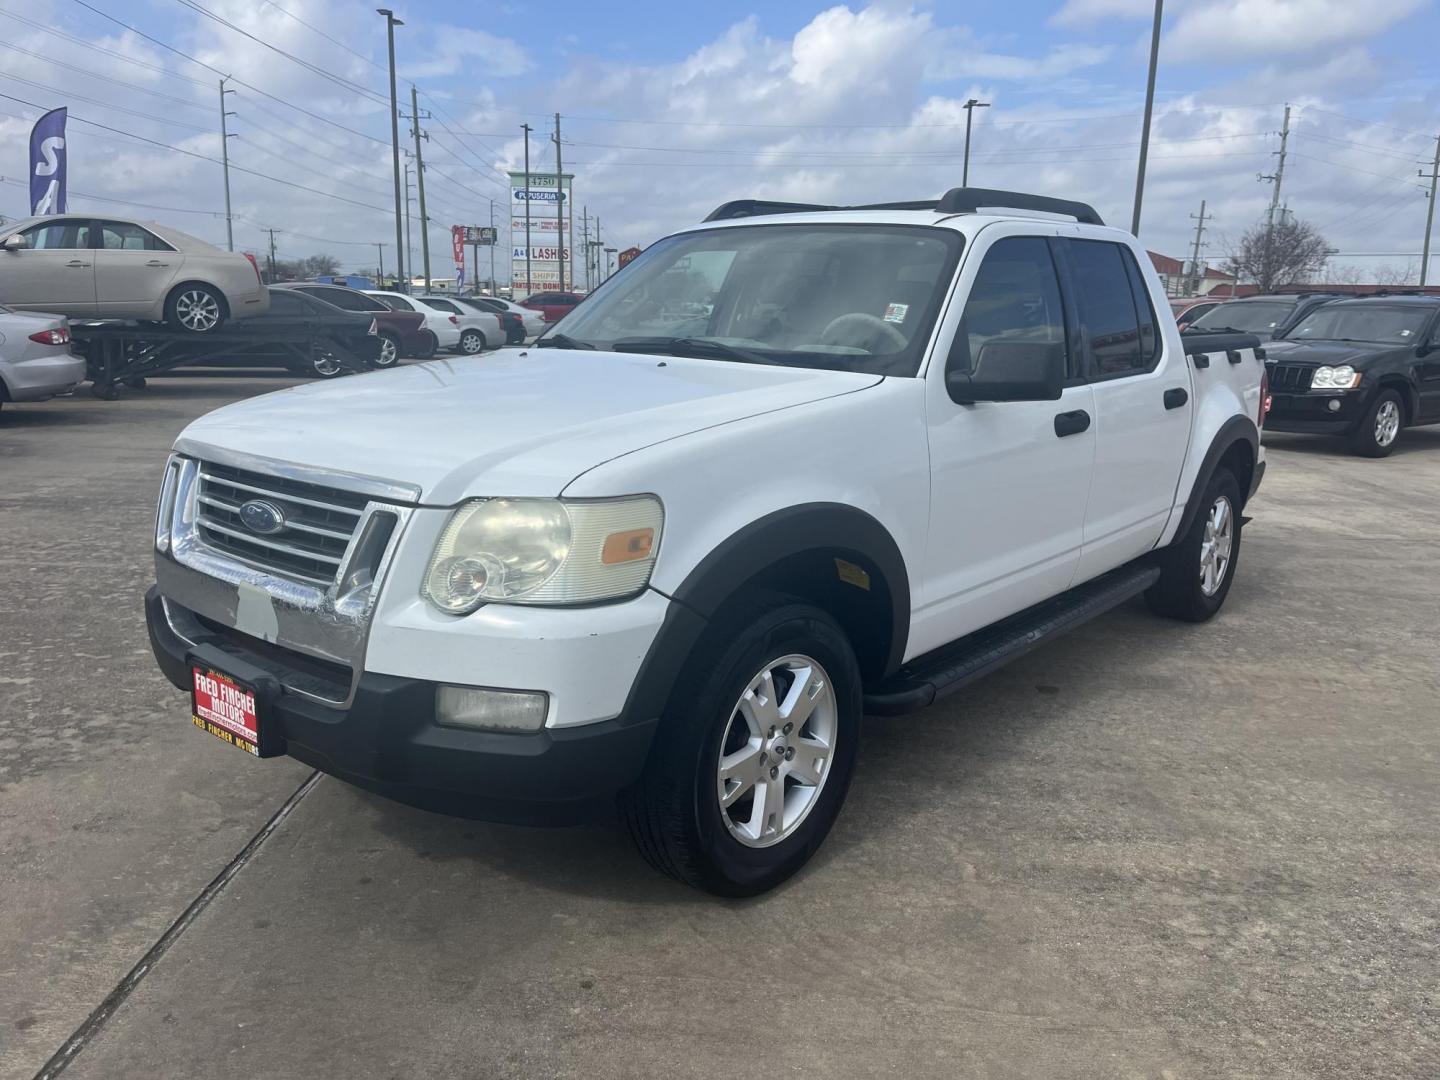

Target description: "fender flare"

left=620, top=503, right=911, bottom=726
left=1172, top=415, right=1259, bottom=542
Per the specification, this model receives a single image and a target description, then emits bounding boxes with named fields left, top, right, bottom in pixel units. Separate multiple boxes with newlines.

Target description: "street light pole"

left=378, top=9, right=405, bottom=289
left=521, top=123, right=533, bottom=296
left=375, top=242, right=384, bottom=285
left=488, top=199, right=496, bottom=294
left=961, top=98, right=989, bottom=187
left=1130, top=0, right=1164, bottom=236
left=218, top=77, right=236, bottom=251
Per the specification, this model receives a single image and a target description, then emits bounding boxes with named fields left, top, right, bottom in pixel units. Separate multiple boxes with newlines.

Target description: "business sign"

left=450, top=225, right=465, bottom=286
left=618, top=246, right=642, bottom=269
left=29, top=107, right=67, bottom=215
left=509, top=170, right=574, bottom=293
left=462, top=225, right=497, bottom=245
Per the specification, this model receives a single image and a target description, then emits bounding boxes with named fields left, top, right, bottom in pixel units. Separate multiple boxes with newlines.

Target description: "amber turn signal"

left=602, top=528, right=655, bottom=565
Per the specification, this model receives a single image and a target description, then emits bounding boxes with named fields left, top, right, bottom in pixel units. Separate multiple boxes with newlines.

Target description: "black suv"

left=1261, top=295, right=1440, bottom=456
left=1186, top=292, right=1340, bottom=340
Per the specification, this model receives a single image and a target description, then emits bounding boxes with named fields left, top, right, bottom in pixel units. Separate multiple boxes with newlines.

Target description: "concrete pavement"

left=3, top=374, right=1437, bottom=1078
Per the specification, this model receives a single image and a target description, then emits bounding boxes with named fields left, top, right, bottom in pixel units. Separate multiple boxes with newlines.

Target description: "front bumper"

left=146, top=585, right=658, bottom=823
left=1264, top=388, right=1367, bottom=434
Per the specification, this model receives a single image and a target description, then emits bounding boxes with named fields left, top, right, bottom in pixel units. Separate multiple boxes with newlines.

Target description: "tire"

left=311, top=351, right=344, bottom=379
left=165, top=283, right=226, bottom=334
left=459, top=329, right=486, bottom=354
left=414, top=330, right=438, bottom=360
left=1348, top=388, right=1403, bottom=457
left=620, top=591, right=862, bottom=897
left=1146, top=467, right=1242, bottom=622
left=374, top=331, right=401, bottom=368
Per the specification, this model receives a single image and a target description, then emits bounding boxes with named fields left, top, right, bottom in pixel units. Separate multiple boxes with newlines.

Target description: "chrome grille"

left=1267, top=362, right=1314, bottom=392
left=194, top=462, right=370, bottom=585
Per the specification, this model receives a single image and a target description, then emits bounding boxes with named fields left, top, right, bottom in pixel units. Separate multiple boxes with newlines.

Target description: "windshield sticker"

left=883, top=303, right=909, bottom=324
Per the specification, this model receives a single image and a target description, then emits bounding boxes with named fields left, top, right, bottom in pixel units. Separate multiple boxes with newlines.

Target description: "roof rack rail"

left=934, top=187, right=1104, bottom=225
left=700, top=188, right=1104, bottom=226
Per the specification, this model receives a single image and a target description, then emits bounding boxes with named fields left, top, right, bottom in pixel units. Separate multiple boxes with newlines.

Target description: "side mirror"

left=2, top=234, right=27, bottom=252
left=946, top=339, right=1065, bottom=404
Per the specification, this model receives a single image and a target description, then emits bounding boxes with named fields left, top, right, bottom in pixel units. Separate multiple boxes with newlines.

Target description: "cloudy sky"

left=2, top=0, right=1437, bottom=284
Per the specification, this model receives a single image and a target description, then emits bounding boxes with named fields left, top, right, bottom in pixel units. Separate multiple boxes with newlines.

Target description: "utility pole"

left=961, top=98, right=989, bottom=187
left=1187, top=200, right=1209, bottom=295
left=402, top=155, right=413, bottom=283
left=376, top=242, right=384, bottom=285
left=1420, top=135, right=1440, bottom=287
left=521, top=122, right=533, bottom=297
left=581, top=205, right=590, bottom=292
left=1130, top=0, right=1163, bottom=236
left=1261, top=103, right=1292, bottom=234
left=408, top=85, right=431, bottom=292
left=378, top=9, right=405, bottom=291
left=218, top=77, right=236, bottom=251
left=553, top=112, right=565, bottom=293
left=266, top=228, right=277, bottom=281
left=488, top=199, right=496, bottom=294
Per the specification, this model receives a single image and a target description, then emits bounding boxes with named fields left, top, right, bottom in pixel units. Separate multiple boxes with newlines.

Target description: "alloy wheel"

left=312, top=352, right=343, bottom=377
left=175, top=289, right=221, bottom=332
left=376, top=336, right=399, bottom=367
left=1375, top=399, right=1401, bottom=447
left=1199, top=494, right=1233, bottom=597
left=461, top=330, right=484, bottom=354
left=715, top=653, right=837, bottom=848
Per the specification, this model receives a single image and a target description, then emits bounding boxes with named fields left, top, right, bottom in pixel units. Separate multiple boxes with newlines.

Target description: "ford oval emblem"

left=239, top=499, right=286, bottom=535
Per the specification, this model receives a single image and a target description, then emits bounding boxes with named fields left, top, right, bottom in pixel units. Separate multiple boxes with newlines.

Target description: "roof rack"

left=702, top=187, right=1104, bottom=226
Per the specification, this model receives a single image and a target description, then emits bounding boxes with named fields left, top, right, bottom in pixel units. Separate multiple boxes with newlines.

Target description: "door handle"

left=1053, top=409, right=1091, bottom=437
left=146, top=259, right=170, bottom=267
left=1164, top=387, right=1189, bottom=410
left=65, top=259, right=91, bottom=268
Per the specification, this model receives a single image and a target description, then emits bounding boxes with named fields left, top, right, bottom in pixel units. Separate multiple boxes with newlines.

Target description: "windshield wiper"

left=610, top=336, right=782, bottom=366
left=534, top=333, right=595, bottom=350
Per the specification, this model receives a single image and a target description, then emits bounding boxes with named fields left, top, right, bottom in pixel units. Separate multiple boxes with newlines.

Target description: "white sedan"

left=454, top=295, right=546, bottom=343
left=0, top=305, right=86, bottom=414
left=365, top=292, right=497, bottom=355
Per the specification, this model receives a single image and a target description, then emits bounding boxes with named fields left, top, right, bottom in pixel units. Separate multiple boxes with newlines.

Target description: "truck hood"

left=1262, top=339, right=1402, bottom=366
left=175, top=350, right=882, bottom=504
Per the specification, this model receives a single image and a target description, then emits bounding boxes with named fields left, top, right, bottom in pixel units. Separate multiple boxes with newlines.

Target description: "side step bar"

left=863, top=562, right=1161, bottom=716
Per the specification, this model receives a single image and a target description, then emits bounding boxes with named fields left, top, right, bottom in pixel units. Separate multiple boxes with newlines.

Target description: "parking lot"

left=2, top=371, right=1437, bottom=1079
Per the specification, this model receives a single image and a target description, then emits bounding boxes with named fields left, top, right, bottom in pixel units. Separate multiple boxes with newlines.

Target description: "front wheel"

left=165, top=284, right=226, bottom=334
left=1349, top=388, right=1403, bottom=457
left=620, top=592, right=862, bottom=897
left=459, top=329, right=486, bottom=354
left=1146, top=467, right=1241, bottom=622
left=311, top=351, right=344, bottom=378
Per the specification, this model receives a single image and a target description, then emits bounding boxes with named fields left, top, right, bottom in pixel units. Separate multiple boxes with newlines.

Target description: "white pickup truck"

left=146, top=188, right=1268, bottom=896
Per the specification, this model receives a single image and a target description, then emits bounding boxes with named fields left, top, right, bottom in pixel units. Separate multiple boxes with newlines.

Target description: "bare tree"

left=1224, top=217, right=1331, bottom=292
left=301, top=253, right=341, bottom=277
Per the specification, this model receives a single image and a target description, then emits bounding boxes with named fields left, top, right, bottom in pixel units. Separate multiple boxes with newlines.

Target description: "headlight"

left=423, top=495, right=662, bottom=613
left=1311, top=364, right=1360, bottom=389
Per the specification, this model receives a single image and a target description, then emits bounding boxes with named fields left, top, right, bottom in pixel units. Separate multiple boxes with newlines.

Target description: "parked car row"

left=1173, top=291, right=1440, bottom=456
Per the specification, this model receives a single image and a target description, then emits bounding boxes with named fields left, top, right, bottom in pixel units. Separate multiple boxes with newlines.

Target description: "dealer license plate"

left=191, top=663, right=264, bottom=756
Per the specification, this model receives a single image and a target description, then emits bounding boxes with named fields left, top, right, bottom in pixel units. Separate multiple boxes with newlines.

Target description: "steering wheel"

left=819, top=312, right=908, bottom=352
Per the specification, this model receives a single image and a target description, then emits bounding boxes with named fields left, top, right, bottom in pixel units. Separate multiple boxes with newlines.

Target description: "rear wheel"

left=459, top=329, right=486, bottom=354
left=374, top=331, right=401, bottom=368
left=311, top=351, right=344, bottom=378
left=1146, top=467, right=1241, bottom=622
left=620, top=591, right=862, bottom=897
left=414, top=330, right=438, bottom=359
left=165, top=284, right=226, bottom=334
left=1349, top=388, right=1403, bottom=457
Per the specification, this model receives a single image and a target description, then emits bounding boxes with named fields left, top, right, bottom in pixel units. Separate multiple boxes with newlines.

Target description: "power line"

left=0, top=175, right=224, bottom=217
left=0, top=6, right=212, bottom=87
left=259, top=0, right=385, bottom=73
left=0, top=43, right=212, bottom=111
left=0, top=70, right=213, bottom=133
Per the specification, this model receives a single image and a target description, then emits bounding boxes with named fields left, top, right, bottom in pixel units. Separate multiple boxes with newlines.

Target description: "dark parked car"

left=1261, top=295, right=1440, bottom=456
left=174, top=287, right=381, bottom=378
left=1170, top=297, right=1222, bottom=329
left=520, top=290, right=583, bottom=323
left=1186, top=292, right=1339, bottom=340
left=274, top=282, right=429, bottom=365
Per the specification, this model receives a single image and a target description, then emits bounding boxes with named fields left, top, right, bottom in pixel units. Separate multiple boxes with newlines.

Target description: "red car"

left=520, top=290, right=584, bottom=323
left=275, top=283, right=431, bottom=366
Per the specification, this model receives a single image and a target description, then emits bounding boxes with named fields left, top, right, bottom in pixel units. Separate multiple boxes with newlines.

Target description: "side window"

left=379, top=295, right=414, bottom=312
left=267, top=291, right=308, bottom=314
left=315, top=288, right=366, bottom=312
left=953, top=236, right=1067, bottom=375
left=21, top=221, right=91, bottom=249
left=1069, top=240, right=1147, bottom=378
left=425, top=298, right=461, bottom=314
left=1121, top=248, right=1160, bottom=364
left=96, top=221, right=172, bottom=251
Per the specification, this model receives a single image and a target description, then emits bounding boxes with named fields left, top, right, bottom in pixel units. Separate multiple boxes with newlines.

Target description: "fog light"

left=436, top=686, right=548, bottom=732
left=1327, top=398, right=1342, bottom=412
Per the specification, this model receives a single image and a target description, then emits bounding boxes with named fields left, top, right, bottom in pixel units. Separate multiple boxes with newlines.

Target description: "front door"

left=0, top=219, right=97, bottom=315
left=913, top=228, right=1096, bottom=657
left=93, top=220, right=183, bottom=317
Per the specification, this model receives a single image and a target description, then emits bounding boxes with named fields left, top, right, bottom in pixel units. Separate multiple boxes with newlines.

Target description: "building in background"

left=1147, top=251, right=1236, bottom=298
left=509, top=170, right=574, bottom=297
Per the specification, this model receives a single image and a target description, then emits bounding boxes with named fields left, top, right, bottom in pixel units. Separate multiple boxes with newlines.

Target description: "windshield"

left=1190, top=300, right=1294, bottom=334
left=1285, top=304, right=1432, bottom=344
left=549, top=224, right=963, bottom=375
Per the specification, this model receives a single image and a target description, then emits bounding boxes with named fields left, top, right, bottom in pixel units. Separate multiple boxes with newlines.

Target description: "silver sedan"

left=0, top=215, right=269, bottom=334
left=0, top=306, right=86, bottom=414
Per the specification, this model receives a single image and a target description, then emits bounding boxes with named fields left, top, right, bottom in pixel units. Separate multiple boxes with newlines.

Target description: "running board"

left=864, top=562, right=1161, bottom=716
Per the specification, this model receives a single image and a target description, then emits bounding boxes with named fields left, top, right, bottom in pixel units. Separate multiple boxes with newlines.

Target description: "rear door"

left=0, top=220, right=97, bottom=314
left=93, top=220, right=183, bottom=316
left=1062, top=237, right=1192, bottom=583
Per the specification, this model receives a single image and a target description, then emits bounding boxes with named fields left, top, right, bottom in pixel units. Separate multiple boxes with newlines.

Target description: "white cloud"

left=1051, top=0, right=1159, bottom=25
left=1162, top=0, right=1427, bottom=60
left=401, top=27, right=530, bottom=79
